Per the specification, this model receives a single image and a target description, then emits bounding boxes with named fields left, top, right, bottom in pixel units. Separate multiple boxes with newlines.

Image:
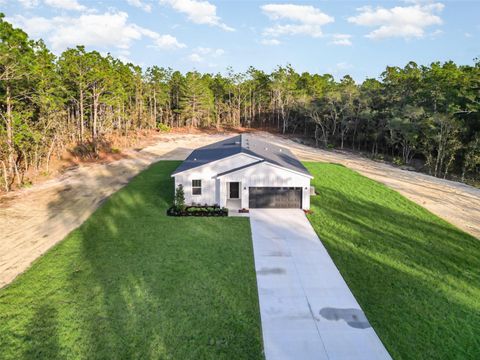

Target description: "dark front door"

left=229, top=182, right=240, bottom=199
left=249, top=187, right=302, bottom=208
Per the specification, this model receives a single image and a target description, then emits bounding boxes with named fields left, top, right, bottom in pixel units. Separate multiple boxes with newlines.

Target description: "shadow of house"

left=306, top=163, right=480, bottom=359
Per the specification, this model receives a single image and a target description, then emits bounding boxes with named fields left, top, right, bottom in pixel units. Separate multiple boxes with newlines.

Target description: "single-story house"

left=171, top=134, right=313, bottom=210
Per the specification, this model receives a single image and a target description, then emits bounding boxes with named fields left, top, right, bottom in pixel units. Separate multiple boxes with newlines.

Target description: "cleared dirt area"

left=1, top=131, right=479, bottom=288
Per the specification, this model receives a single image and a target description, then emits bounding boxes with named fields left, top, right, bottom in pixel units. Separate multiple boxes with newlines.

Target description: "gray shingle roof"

left=171, top=134, right=312, bottom=177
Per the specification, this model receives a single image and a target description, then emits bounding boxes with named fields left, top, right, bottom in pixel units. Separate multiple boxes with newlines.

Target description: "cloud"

left=17, top=0, right=39, bottom=7
left=187, top=47, right=225, bottom=63
left=44, top=0, right=87, bottom=11
left=260, top=38, right=281, bottom=46
left=8, top=11, right=185, bottom=53
left=261, top=4, right=334, bottom=38
left=327, top=62, right=354, bottom=76
left=160, top=0, right=234, bottom=31
left=348, top=2, right=444, bottom=39
left=17, top=0, right=87, bottom=10
left=149, top=34, right=186, bottom=49
left=330, top=34, right=352, bottom=46
left=126, top=0, right=152, bottom=12
left=187, top=53, right=203, bottom=63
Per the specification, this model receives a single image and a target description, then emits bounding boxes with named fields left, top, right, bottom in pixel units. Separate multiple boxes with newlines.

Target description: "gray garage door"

left=249, top=187, right=302, bottom=208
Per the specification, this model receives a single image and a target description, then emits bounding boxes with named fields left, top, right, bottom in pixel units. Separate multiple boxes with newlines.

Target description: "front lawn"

left=305, top=162, right=480, bottom=360
left=0, top=161, right=263, bottom=360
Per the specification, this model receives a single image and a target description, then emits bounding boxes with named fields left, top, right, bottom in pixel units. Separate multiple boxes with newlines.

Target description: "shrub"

left=393, top=157, right=404, bottom=166
left=157, top=123, right=171, bottom=132
left=174, top=184, right=186, bottom=211
left=166, top=204, right=228, bottom=217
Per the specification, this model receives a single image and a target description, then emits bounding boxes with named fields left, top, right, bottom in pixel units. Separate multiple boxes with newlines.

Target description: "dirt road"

left=1, top=131, right=479, bottom=288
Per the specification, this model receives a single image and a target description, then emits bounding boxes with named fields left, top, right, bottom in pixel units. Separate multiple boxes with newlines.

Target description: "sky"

left=2, top=0, right=479, bottom=81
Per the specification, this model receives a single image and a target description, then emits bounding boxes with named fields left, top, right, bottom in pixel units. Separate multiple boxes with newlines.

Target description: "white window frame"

left=192, top=179, right=202, bottom=195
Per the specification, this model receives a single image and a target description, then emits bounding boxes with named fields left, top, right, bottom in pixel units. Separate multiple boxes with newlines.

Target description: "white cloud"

left=160, top=0, right=234, bottom=31
left=149, top=34, right=186, bottom=49
left=8, top=11, right=185, bottom=53
left=464, top=32, right=472, bottom=38
left=327, top=62, right=354, bottom=77
left=126, top=0, right=152, bottom=12
left=261, top=4, right=334, bottom=38
left=335, top=61, right=353, bottom=71
left=187, top=53, right=203, bottom=63
left=330, top=34, right=352, bottom=46
left=260, top=38, right=281, bottom=46
left=187, top=46, right=224, bottom=63
left=348, top=2, right=444, bottom=39
left=17, top=0, right=39, bottom=7
left=44, top=0, right=87, bottom=11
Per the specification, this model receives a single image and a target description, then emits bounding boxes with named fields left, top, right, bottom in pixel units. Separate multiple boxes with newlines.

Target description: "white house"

left=171, top=134, right=313, bottom=210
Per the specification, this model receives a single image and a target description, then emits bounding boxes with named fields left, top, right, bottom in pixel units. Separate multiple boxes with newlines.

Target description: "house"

left=171, top=134, right=313, bottom=210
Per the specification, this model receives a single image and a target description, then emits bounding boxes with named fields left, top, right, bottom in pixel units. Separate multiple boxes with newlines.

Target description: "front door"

left=229, top=182, right=240, bottom=199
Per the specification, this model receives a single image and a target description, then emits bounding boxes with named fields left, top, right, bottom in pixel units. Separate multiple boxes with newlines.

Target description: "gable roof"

left=171, top=134, right=311, bottom=177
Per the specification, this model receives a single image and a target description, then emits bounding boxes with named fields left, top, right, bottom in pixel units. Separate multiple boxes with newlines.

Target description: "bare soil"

left=1, top=130, right=479, bottom=288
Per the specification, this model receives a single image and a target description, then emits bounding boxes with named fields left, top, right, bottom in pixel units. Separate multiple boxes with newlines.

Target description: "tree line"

left=1, top=15, right=479, bottom=191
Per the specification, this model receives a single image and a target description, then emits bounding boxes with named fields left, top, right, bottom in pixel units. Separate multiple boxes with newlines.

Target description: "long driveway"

left=249, top=209, right=391, bottom=360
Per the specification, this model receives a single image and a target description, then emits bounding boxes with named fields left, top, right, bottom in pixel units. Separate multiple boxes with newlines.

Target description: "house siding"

left=174, top=153, right=259, bottom=206
left=219, top=162, right=311, bottom=210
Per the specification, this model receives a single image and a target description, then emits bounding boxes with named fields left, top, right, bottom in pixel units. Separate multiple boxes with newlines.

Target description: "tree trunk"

left=6, top=84, right=15, bottom=188
left=79, top=87, right=84, bottom=142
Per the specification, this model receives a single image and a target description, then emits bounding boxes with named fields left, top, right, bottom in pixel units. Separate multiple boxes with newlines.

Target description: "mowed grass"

left=0, top=161, right=263, bottom=360
left=304, top=162, right=480, bottom=359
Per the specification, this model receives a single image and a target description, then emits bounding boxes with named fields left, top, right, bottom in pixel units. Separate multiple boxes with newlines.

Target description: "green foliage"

left=156, top=123, right=171, bottom=132
left=0, top=161, right=263, bottom=359
left=174, top=184, right=185, bottom=211
left=0, top=15, right=479, bottom=190
left=305, top=162, right=480, bottom=359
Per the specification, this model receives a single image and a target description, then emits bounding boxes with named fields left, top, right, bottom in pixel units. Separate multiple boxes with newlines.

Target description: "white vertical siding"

left=219, top=162, right=311, bottom=210
left=173, top=153, right=258, bottom=206
left=173, top=155, right=312, bottom=209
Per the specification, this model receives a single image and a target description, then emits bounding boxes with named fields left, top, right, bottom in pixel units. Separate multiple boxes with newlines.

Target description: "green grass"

left=304, top=162, right=480, bottom=360
left=0, top=161, right=263, bottom=360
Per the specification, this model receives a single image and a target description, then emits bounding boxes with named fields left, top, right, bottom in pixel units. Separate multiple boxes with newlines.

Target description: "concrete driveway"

left=250, top=209, right=391, bottom=360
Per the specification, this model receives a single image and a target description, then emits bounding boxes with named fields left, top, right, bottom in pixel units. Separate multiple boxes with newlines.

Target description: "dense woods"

left=1, top=15, right=479, bottom=191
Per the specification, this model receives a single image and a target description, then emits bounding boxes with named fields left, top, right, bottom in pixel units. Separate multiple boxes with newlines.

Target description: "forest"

left=1, top=14, right=479, bottom=192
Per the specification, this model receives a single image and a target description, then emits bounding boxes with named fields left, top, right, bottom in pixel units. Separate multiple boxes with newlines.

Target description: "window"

left=192, top=180, right=202, bottom=195
left=229, top=182, right=239, bottom=199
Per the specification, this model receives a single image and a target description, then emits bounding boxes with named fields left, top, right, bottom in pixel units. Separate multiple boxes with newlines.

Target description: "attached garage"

left=172, top=134, right=313, bottom=211
left=249, top=187, right=302, bottom=208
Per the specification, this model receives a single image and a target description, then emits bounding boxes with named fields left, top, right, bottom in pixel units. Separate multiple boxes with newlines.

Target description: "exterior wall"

left=173, top=153, right=259, bottom=206
left=218, top=162, right=311, bottom=210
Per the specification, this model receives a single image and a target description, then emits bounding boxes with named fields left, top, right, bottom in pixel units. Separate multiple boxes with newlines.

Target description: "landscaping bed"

left=167, top=205, right=228, bottom=217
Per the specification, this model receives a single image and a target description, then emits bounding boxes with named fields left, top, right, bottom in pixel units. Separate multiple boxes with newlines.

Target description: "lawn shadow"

left=22, top=304, right=60, bottom=360
left=35, top=159, right=263, bottom=359
left=306, top=164, right=480, bottom=359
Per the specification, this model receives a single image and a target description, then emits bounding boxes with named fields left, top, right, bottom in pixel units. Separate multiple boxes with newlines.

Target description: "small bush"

left=167, top=204, right=228, bottom=217
left=157, top=123, right=171, bottom=132
left=174, top=184, right=186, bottom=212
left=393, top=157, right=404, bottom=166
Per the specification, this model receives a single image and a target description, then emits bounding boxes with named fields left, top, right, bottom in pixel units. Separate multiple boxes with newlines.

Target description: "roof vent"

left=193, top=158, right=197, bottom=161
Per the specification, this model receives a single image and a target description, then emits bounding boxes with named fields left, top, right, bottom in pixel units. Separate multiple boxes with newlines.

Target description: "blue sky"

left=3, top=0, right=479, bottom=81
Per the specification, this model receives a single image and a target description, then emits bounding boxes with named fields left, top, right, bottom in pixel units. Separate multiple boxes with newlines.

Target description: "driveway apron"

left=249, top=209, right=391, bottom=360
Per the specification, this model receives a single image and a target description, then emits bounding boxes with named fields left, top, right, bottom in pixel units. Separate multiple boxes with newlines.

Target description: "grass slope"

left=305, top=162, right=480, bottom=359
left=0, top=161, right=263, bottom=360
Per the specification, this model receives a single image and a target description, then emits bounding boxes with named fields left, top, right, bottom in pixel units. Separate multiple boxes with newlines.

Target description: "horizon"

left=2, top=0, right=479, bottom=81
